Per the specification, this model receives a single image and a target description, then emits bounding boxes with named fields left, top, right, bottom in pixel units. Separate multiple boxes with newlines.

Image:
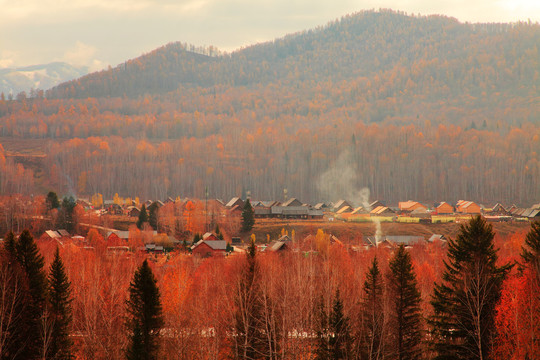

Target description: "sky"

left=1, top=0, right=539, bottom=71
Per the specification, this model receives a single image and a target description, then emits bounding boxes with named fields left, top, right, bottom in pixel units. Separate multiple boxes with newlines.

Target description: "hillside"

left=0, top=62, right=88, bottom=97
left=47, top=10, right=538, bottom=126
left=0, top=10, right=538, bottom=204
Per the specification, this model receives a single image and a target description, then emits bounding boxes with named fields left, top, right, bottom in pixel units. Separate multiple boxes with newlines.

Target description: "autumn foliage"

left=1, top=221, right=538, bottom=359
left=0, top=10, right=538, bottom=204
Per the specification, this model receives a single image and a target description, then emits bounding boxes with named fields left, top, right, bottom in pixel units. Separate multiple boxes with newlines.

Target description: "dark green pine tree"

left=148, top=202, right=159, bottom=231
left=47, top=247, right=73, bottom=360
left=46, top=191, right=60, bottom=210
left=521, top=220, right=540, bottom=273
left=192, top=233, right=202, bottom=246
left=215, top=224, right=224, bottom=240
left=362, top=257, right=385, bottom=360
left=6, top=229, right=48, bottom=359
left=329, top=289, right=351, bottom=360
left=241, top=199, right=255, bottom=233
left=60, top=196, right=77, bottom=233
left=314, top=295, right=330, bottom=360
left=137, top=204, right=149, bottom=230
left=126, top=259, right=164, bottom=360
left=1, top=232, right=31, bottom=360
left=233, top=239, right=267, bottom=359
left=430, top=216, right=512, bottom=360
left=387, top=245, right=423, bottom=360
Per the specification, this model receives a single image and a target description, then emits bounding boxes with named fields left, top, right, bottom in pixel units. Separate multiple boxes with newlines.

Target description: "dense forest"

left=0, top=10, right=538, bottom=204
left=1, top=218, right=539, bottom=359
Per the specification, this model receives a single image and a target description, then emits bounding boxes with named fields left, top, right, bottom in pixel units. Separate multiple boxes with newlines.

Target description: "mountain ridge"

left=0, top=62, right=89, bottom=97
left=46, top=10, right=538, bottom=103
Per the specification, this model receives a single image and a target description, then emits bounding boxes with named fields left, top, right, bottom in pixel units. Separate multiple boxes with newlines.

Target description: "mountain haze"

left=0, top=62, right=88, bottom=97
left=48, top=11, right=537, bottom=107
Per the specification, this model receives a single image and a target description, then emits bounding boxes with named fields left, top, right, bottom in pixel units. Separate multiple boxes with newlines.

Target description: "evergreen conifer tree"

left=362, top=257, right=385, bottom=360
left=314, top=295, right=330, bottom=360
left=430, top=216, right=512, bottom=359
left=241, top=199, right=255, bottom=233
left=192, top=233, right=202, bottom=246
left=1, top=232, right=31, bottom=359
left=521, top=220, right=540, bottom=273
left=387, top=245, right=422, bottom=360
left=148, top=202, right=159, bottom=230
left=215, top=224, right=224, bottom=240
left=47, top=247, right=73, bottom=360
left=46, top=191, right=60, bottom=210
left=137, top=204, right=149, bottom=230
left=233, top=239, right=266, bottom=359
left=126, top=259, right=164, bottom=360
left=329, top=289, right=351, bottom=359
left=6, top=229, right=47, bottom=359
left=60, top=196, right=77, bottom=232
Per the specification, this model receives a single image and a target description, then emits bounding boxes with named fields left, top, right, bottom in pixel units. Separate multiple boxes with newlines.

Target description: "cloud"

left=60, top=41, right=105, bottom=71
left=0, top=51, right=18, bottom=69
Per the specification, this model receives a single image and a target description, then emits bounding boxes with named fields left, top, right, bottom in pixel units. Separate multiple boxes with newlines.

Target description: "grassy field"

left=250, top=218, right=531, bottom=243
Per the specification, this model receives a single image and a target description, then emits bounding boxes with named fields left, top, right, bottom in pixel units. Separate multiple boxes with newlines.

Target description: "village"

left=27, top=194, right=539, bottom=258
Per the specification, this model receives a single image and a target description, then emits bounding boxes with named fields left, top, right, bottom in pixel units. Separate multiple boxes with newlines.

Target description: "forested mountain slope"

left=0, top=10, right=538, bottom=204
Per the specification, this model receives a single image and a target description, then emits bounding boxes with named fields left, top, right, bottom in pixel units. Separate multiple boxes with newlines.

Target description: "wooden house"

left=370, top=200, right=385, bottom=209
left=202, top=232, right=219, bottom=241
left=333, top=200, right=352, bottom=212
left=282, top=198, right=303, bottom=207
left=226, top=197, right=245, bottom=208
left=370, top=206, right=395, bottom=216
left=336, top=206, right=353, bottom=215
left=351, top=206, right=368, bottom=214
left=456, top=200, right=481, bottom=214
left=435, top=202, right=454, bottom=214
left=191, top=240, right=227, bottom=257
left=127, top=206, right=141, bottom=217
left=399, top=201, right=427, bottom=212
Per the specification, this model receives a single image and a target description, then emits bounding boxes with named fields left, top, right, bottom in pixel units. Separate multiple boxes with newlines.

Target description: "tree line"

left=1, top=217, right=539, bottom=359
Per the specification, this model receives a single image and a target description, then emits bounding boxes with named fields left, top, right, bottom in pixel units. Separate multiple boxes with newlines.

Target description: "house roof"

left=428, top=234, right=447, bottom=242
left=370, top=206, right=394, bottom=215
left=226, top=197, right=244, bottom=207
left=45, top=230, right=61, bottom=238
left=277, top=235, right=292, bottom=242
left=334, top=200, right=351, bottom=210
left=107, top=231, right=130, bottom=240
left=436, top=202, right=452, bottom=209
left=370, top=200, right=385, bottom=209
left=271, top=206, right=317, bottom=216
left=282, top=198, right=302, bottom=207
left=314, top=203, right=327, bottom=210
left=529, top=209, right=540, bottom=218
left=57, top=229, right=70, bottom=237
left=229, top=204, right=242, bottom=213
left=351, top=206, right=368, bottom=214
left=308, top=209, right=324, bottom=216
left=369, top=235, right=424, bottom=245
left=492, top=203, right=507, bottom=212
left=191, top=240, right=227, bottom=251
left=266, top=240, right=289, bottom=252
left=202, top=232, right=219, bottom=240
left=336, top=206, right=353, bottom=214
left=399, top=201, right=427, bottom=211
left=462, top=201, right=478, bottom=209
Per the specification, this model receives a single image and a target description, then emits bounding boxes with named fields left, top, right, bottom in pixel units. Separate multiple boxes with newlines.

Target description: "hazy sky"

left=1, top=0, right=538, bottom=70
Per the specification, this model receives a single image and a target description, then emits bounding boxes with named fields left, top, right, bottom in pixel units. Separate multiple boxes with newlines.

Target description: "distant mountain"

left=47, top=10, right=538, bottom=104
left=0, top=62, right=89, bottom=97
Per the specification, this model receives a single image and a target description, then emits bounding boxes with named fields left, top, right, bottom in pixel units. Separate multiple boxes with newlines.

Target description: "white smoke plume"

left=317, top=150, right=383, bottom=245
